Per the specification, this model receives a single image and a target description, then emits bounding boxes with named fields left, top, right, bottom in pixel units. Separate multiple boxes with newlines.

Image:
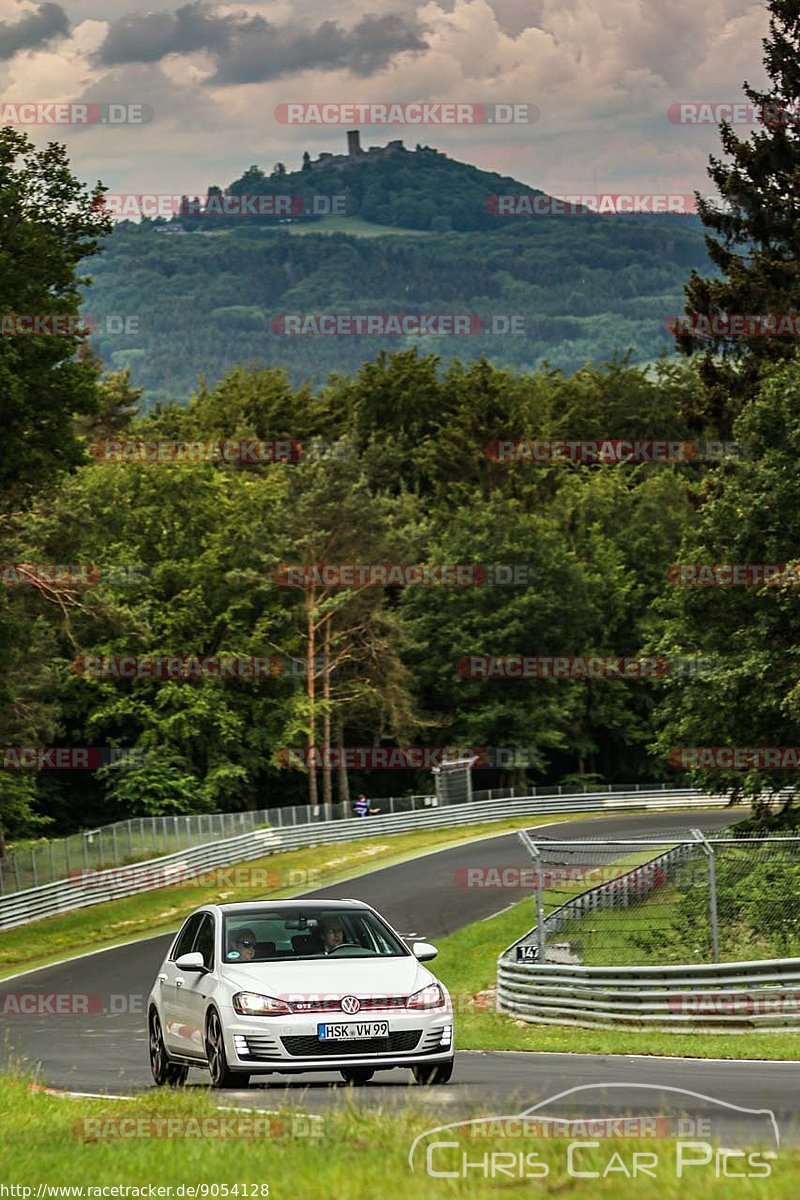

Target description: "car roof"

left=214, top=898, right=369, bottom=914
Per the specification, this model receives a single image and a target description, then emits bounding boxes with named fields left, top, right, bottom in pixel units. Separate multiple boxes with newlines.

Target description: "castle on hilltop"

left=307, top=130, right=406, bottom=172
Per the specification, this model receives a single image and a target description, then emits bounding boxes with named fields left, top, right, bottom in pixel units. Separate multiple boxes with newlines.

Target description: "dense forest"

left=85, top=146, right=713, bottom=404
left=5, top=0, right=800, bottom=847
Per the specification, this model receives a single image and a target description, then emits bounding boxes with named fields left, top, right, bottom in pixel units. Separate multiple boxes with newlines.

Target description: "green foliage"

left=84, top=214, right=713, bottom=404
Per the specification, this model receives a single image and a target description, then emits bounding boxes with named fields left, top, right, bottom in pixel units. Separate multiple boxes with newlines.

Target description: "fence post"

left=693, top=828, right=720, bottom=962
left=518, top=830, right=546, bottom=962
left=31, top=847, right=38, bottom=887
left=50, top=839, right=56, bottom=882
left=112, top=825, right=119, bottom=865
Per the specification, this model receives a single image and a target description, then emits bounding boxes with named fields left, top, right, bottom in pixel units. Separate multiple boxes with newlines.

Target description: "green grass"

left=0, top=812, right=597, bottom=980
left=0, top=1073, right=790, bottom=1196
left=435, top=894, right=800, bottom=1060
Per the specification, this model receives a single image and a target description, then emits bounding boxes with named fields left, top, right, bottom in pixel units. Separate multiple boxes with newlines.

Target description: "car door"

left=174, top=911, right=216, bottom=1060
left=160, top=912, right=203, bottom=1053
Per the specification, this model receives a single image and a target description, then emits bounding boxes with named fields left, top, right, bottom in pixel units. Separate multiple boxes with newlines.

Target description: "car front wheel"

left=412, top=1060, right=454, bottom=1085
left=149, top=1010, right=188, bottom=1087
left=205, top=1009, right=250, bottom=1089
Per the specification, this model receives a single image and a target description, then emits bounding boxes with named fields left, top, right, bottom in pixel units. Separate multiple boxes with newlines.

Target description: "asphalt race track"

left=2, top=808, right=798, bottom=1143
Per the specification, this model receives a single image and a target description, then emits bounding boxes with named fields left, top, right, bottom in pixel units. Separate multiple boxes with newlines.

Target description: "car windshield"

left=222, top=908, right=409, bottom=962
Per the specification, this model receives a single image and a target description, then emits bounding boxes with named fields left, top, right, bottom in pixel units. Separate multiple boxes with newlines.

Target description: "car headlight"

left=232, top=991, right=292, bottom=1016
left=407, top=984, right=446, bottom=1010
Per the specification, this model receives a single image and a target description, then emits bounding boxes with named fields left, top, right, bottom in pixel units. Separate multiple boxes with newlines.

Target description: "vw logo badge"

left=341, top=995, right=361, bottom=1014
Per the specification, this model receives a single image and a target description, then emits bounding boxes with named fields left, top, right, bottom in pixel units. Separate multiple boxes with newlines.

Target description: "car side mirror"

left=412, top=941, right=438, bottom=962
left=175, top=952, right=207, bottom=972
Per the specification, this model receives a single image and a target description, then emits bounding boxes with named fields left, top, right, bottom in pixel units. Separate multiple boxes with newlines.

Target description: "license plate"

left=317, top=1021, right=390, bottom=1040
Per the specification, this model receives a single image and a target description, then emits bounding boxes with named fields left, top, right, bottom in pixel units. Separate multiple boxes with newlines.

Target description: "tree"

left=0, top=129, right=110, bottom=854
left=675, top=0, right=800, bottom=435
left=654, top=361, right=800, bottom=816
left=0, top=128, right=111, bottom=506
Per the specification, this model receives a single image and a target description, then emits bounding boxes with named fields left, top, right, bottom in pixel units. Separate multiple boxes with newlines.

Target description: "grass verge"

left=0, top=1072, right=789, bottom=1196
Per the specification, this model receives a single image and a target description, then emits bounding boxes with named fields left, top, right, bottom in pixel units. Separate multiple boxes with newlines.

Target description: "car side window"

left=171, top=913, right=202, bottom=961
left=193, top=913, right=215, bottom=970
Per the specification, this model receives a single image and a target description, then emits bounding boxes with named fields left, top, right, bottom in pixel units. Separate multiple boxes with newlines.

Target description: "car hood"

left=220, top=955, right=438, bottom=999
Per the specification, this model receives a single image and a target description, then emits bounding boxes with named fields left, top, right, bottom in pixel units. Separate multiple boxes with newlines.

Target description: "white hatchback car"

left=147, top=899, right=455, bottom=1088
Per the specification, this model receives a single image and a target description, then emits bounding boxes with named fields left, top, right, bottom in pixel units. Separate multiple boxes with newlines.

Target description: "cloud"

left=211, top=13, right=426, bottom=84
left=96, top=2, right=425, bottom=83
left=0, top=1, right=68, bottom=59
left=97, top=2, right=235, bottom=64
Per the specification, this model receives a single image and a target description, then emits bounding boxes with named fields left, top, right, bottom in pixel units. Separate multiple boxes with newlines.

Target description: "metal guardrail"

left=497, top=833, right=800, bottom=1030
left=0, top=780, right=686, bottom=896
left=497, top=956, right=800, bottom=1030
left=0, top=787, right=726, bottom=929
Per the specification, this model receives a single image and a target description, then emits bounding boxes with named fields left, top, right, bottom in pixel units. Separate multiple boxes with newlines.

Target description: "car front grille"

left=281, top=1030, right=421, bottom=1057
left=288, top=996, right=408, bottom=1013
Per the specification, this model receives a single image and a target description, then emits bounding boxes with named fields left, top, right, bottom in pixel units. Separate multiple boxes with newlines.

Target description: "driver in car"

left=318, top=917, right=345, bottom=954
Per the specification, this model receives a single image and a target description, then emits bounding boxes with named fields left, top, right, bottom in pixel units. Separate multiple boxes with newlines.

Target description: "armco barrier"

left=497, top=957, right=800, bottom=1030
left=0, top=787, right=727, bottom=929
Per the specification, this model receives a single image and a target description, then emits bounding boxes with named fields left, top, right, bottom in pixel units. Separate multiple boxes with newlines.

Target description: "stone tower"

left=347, top=129, right=362, bottom=158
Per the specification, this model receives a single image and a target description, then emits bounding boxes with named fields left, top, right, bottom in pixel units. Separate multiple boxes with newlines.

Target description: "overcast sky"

left=0, top=0, right=772, bottom=199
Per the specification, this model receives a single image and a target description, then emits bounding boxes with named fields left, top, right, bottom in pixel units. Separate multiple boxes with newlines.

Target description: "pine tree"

left=676, top=0, right=800, bottom=435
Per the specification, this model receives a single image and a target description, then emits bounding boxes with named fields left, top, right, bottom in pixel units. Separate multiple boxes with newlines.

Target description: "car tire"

left=149, top=1009, right=188, bottom=1087
left=412, top=1060, right=454, bottom=1085
left=340, top=1068, right=375, bottom=1085
left=205, top=1009, right=250, bottom=1089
